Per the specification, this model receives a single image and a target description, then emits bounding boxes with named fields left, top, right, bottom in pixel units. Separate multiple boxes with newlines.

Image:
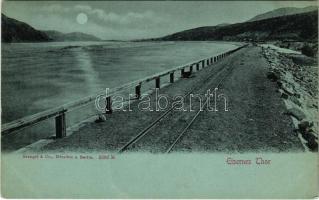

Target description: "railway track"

left=118, top=50, right=241, bottom=153
left=165, top=64, right=235, bottom=153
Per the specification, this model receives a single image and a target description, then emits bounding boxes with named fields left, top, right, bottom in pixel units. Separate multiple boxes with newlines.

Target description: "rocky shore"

left=262, top=45, right=318, bottom=151
left=273, top=41, right=318, bottom=57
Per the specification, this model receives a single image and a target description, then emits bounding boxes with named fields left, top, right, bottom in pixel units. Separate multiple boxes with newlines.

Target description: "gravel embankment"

left=262, top=45, right=318, bottom=151
left=173, top=46, right=304, bottom=153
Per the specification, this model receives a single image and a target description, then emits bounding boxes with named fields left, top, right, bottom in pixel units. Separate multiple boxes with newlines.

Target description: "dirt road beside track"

left=40, top=45, right=304, bottom=153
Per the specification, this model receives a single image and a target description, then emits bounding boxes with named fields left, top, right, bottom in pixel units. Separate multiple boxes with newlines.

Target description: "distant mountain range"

left=43, top=30, right=101, bottom=42
left=215, top=23, right=231, bottom=27
left=153, top=10, right=318, bottom=42
left=1, top=14, right=101, bottom=43
left=1, top=6, right=318, bottom=43
left=247, top=6, right=317, bottom=22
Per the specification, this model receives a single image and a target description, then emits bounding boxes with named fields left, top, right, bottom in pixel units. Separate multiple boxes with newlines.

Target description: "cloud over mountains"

left=31, top=4, right=169, bottom=40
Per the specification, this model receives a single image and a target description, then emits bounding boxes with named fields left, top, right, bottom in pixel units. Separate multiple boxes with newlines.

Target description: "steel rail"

left=117, top=48, right=241, bottom=153
left=165, top=62, right=236, bottom=153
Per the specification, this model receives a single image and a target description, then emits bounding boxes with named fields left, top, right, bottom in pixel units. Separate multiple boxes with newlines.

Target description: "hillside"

left=1, top=14, right=51, bottom=43
left=248, top=6, right=317, bottom=22
left=1, top=14, right=101, bottom=43
left=44, top=30, right=101, bottom=42
left=155, top=11, right=318, bottom=42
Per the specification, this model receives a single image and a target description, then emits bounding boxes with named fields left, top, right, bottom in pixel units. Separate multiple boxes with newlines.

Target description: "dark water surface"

left=1, top=41, right=240, bottom=150
left=2, top=41, right=240, bottom=122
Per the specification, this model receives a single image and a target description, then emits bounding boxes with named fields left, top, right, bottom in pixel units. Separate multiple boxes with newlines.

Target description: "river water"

left=1, top=41, right=240, bottom=150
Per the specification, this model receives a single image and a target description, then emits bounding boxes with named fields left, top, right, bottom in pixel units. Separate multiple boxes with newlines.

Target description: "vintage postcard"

left=1, top=0, right=318, bottom=198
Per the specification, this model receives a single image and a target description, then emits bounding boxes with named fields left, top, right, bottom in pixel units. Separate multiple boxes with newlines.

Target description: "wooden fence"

left=1, top=44, right=248, bottom=139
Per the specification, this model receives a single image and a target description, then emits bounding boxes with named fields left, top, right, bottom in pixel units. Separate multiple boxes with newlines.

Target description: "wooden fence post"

left=170, top=72, right=174, bottom=83
left=105, top=96, right=112, bottom=114
left=156, top=77, right=160, bottom=88
left=196, top=63, right=199, bottom=71
left=135, top=84, right=141, bottom=99
left=55, top=113, right=66, bottom=138
left=181, top=68, right=185, bottom=77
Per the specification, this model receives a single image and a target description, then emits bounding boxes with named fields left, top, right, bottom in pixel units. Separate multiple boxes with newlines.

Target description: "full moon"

left=76, top=13, right=88, bottom=25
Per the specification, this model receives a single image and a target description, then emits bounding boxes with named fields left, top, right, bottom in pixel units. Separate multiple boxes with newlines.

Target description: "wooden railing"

left=1, top=44, right=248, bottom=139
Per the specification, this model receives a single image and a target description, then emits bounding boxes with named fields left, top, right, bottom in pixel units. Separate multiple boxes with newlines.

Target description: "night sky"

left=2, top=1, right=316, bottom=40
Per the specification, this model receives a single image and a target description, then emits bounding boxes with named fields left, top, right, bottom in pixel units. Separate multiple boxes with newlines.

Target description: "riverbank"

left=261, top=44, right=318, bottom=151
